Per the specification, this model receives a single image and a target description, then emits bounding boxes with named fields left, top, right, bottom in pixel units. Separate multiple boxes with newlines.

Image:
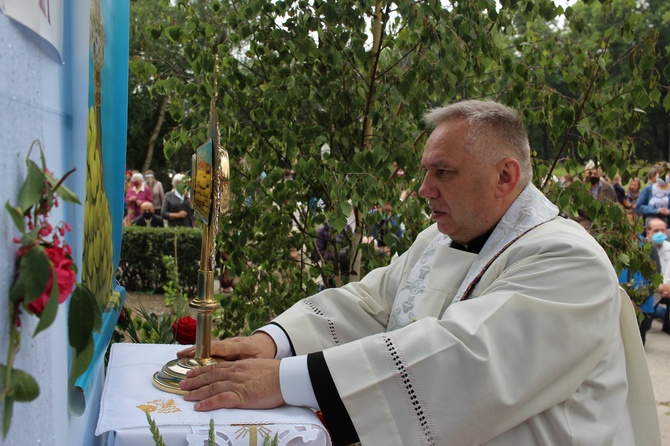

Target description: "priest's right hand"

left=176, top=331, right=277, bottom=361
left=179, top=358, right=284, bottom=411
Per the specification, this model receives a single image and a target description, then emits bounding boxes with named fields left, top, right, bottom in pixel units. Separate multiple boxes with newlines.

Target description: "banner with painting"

left=70, top=0, right=129, bottom=415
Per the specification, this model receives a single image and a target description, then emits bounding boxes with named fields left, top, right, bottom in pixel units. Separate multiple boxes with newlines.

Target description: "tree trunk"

left=141, top=95, right=169, bottom=172
left=350, top=2, right=384, bottom=278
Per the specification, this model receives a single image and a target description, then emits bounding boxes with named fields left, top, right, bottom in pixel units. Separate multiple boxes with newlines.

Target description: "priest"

left=177, top=99, right=661, bottom=445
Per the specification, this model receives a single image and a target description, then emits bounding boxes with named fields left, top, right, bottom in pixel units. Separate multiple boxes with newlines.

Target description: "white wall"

left=0, top=1, right=104, bottom=444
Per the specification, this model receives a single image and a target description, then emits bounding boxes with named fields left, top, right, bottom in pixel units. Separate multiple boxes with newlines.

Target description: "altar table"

left=96, top=343, right=331, bottom=446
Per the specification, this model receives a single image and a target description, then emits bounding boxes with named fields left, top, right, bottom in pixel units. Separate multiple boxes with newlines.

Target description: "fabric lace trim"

left=380, top=333, right=436, bottom=446
left=303, top=298, right=340, bottom=345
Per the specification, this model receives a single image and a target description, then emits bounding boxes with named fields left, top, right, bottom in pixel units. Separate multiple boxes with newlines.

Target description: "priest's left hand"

left=178, top=358, right=284, bottom=411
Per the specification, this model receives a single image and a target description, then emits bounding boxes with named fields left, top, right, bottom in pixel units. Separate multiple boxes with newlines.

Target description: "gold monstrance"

left=153, top=56, right=230, bottom=394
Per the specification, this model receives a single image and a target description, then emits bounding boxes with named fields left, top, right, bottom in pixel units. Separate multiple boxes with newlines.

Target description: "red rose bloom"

left=172, top=316, right=197, bottom=344
left=27, top=246, right=76, bottom=315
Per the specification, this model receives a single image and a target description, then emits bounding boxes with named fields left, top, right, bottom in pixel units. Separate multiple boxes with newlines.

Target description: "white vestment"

left=657, top=240, right=670, bottom=284
left=273, top=184, right=660, bottom=445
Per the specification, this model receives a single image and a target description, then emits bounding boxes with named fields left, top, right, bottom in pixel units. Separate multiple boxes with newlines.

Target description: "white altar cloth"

left=96, top=343, right=331, bottom=446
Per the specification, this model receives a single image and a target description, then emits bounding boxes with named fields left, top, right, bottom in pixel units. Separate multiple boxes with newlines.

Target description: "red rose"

left=172, top=316, right=197, bottom=344
left=27, top=246, right=76, bottom=315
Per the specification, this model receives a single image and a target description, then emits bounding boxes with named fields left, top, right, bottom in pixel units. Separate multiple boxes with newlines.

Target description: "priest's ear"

left=495, top=158, right=521, bottom=199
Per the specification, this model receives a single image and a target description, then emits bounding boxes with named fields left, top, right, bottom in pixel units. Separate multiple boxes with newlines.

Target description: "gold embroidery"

left=136, top=398, right=182, bottom=414
left=234, top=425, right=272, bottom=446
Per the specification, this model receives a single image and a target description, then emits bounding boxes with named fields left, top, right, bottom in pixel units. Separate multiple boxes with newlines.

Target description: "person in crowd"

left=366, top=201, right=404, bottom=257
left=124, top=170, right=132, bottom=193
left=645, top=218, right=670, bottom=334
left=560, top=173, right=574, bottom=187
left=612, top=174, right=626, bottom=205
left=584, top=160, right=617, bottom=202
left=124, top=172, right=153, bottom=224
left=571, top=161, right=617, bottom=229
left=312, top=222, right=337, bottom=290
left=176, top=100, right=660, bottom=445
left=624, top=177, right=641, bottom=224
left=314, top=222, right=333, bottom=263
left=162, top=174, right=194, bottom=227
left=123, top=170, right=132, bottom=218
left=144, top=169, right=165, bottom=216
left=131, top=202, right=164, bottom=228
left=621, top=217, right=665, bottom=344
left=636, top=165, right=670, bottom=225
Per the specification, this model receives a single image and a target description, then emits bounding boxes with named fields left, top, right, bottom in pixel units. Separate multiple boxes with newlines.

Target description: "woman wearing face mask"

left=636, top=165, right=670, bottom=225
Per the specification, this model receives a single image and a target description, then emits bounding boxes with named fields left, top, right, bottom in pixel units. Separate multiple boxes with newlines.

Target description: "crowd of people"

left=559, top=162, right=670, bottom=344
left=123, top=169, right=195, bottom=228
left=560, top=162, right=669, bottom=228
left=598, top=163, right=670, bottom=344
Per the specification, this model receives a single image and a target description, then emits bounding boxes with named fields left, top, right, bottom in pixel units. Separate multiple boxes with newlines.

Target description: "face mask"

left=657, top=178, right=667, bottom=187
left=652, top=232, right=667, bottom=245
left=143, top=212, right=154, bottom=219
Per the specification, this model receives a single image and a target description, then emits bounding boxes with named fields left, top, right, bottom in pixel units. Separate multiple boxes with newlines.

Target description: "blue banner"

left=71, top=0, right=129, bottom=415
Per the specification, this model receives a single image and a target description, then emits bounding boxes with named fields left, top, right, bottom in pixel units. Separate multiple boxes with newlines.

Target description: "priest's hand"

left=176, top=331, right=277, bottom=360
left=178, top=359, right=285, bottom=410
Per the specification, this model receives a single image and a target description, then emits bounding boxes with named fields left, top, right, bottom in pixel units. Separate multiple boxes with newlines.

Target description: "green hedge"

left=118, top=226, right=201, bottom=294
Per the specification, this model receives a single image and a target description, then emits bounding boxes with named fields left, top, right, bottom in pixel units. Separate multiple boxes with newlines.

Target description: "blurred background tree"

left=124, top=0, right=669, bottom=335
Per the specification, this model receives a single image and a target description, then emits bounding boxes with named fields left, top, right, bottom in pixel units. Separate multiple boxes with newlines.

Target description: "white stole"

left=388, top=184, right=559, bottom=331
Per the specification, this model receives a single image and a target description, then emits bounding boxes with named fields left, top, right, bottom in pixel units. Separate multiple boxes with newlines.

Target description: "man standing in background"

left=162, top=174, right=194, bottom=227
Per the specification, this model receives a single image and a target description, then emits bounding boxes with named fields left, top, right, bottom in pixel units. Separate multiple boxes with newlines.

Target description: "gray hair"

left=646, top=217, right=667, bottom=232
left=131, top=172, right=144, bottom=183
left=172, top=173, right=184, bottom=188
left=423, top=100, right=533, bottom=187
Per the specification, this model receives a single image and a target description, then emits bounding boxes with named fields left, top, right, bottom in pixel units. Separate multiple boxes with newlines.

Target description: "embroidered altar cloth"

left=96, top=343, right=330, bottom=446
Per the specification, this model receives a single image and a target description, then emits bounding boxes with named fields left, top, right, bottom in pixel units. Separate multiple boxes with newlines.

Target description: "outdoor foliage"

left=126, top=0, right=670, bottom=325
left=114, top=306, right=176, bottom=345
left=118, top=227, right=201, bottom=294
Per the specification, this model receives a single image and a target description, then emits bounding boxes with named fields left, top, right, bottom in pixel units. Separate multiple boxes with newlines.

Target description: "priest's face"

left=419, top=119, right=501, bottom=243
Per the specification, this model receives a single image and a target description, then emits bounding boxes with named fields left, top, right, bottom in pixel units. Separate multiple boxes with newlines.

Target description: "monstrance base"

left=153, top=357, right=219, bottom=395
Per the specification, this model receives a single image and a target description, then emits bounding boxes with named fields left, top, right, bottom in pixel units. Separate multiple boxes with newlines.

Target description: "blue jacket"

left=619, top=269, right=655, bottom=313
left=636, top=184, right=665, bottom=218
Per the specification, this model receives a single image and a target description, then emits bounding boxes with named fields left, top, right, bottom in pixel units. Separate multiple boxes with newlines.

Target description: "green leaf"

left=0, top=365, right=40, bottom=404
left=663, top=93, right=670, bottom=113
left=2, top=393, right=12, bottom=438
left=164, top=25, right=183, bottom=43
left=69, top=337, right=94, bottom=387
left=639, top=55, right=656, bottom=72
left=9, top=369, right=39, bottom=402
left=68, top=284, right=98, bottom=354
left=619, top=253, right=630, bottom=266
left=5, top=201, right=25, bottom=233
left=15, top=246, right=50, bottom=304
left=8, top=279, right=24, bottom=303
left=33, top=267, right=61, bottom=337
left=53, top=183, right=81, bottom=205
left=149, top=26, right=162, bottom=40
left=18, top=159, right=45, bottom=211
